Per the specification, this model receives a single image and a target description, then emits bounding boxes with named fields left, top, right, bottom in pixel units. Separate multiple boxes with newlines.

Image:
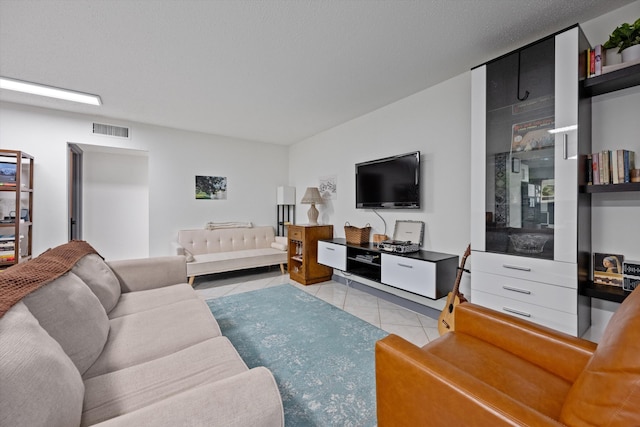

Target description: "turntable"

left=378, top=220, right=424, bottom=253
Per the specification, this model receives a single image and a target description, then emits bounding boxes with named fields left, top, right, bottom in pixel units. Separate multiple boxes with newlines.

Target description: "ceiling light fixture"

left=0, top=77, right=102, bottom=106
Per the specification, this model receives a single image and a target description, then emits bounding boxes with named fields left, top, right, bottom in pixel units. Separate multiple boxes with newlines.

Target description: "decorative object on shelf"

left=593, top=252, right=624, bottom=287
left=300, top=187, right=323, bottom=225
left=508, top=233, right=550, bottom=254
left=623, top=260, right=640, bottom=291
left=195, top=175, right=227, bottom=200
left=603, top=18, right=640, bottom=61
left=631, top=169, right=640, bottom=183
left=344, top=222, right=371, bottom=244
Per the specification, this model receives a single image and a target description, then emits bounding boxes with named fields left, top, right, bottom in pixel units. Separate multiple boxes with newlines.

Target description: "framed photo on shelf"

left=593, top=252, right=624, bottom=287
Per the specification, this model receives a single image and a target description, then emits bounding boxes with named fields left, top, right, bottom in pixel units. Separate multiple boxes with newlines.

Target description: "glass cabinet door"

left=485, top=37, right=556, bottom=259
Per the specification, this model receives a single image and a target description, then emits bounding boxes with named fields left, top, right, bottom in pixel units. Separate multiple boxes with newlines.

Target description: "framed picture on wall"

left=195, top=176, right=227, bottom=200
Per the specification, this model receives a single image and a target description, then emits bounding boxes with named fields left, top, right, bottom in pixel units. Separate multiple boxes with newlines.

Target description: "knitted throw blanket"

left=0, top=240, right=99, bottom=317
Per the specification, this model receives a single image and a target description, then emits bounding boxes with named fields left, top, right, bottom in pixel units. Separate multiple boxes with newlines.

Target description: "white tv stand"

left=317, top=238, right=458, bottom=300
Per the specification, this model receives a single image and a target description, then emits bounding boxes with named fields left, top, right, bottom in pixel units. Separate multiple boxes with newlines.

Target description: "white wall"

left=82, top=146, right=149, bottom=260
left=0, top=102, right=290, bottom=258
left=290, top=73, right=472, bottom=310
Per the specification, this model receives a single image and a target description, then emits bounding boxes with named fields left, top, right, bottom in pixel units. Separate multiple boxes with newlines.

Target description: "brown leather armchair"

left=376, top=288, right=640, bottom=426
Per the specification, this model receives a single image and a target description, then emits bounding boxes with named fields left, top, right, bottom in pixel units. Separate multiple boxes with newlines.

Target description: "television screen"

left=355, top=151, right=420, bottom=209
left=0, top=162, right=16, bottom=183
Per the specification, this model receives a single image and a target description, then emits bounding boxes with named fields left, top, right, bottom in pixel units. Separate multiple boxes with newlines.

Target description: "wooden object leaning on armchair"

left=376, top=288, right=640, bottom=426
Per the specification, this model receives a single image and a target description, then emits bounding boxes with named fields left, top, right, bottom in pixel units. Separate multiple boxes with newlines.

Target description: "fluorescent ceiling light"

left=0, top=77, right=101, bottom=106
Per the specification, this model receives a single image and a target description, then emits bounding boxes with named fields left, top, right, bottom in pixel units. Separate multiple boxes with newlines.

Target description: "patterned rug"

left=206, top=284, right=388, bottom=426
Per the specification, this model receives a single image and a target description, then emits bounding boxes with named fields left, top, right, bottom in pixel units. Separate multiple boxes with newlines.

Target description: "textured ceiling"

left=0, top=0, right=635, bottom=145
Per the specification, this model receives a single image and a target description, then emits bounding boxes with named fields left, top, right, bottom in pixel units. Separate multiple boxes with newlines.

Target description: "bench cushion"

left=186, top=248, right=287, bottom=277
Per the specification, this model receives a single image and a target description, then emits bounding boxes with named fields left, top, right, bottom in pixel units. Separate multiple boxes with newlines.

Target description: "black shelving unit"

left=579, top=61, right=640, bottom=303
left=582, top=62, right=640, bottom=97
left=581, top=182, right=640, bottom=193
left=580, top=281, right=631, bottom=304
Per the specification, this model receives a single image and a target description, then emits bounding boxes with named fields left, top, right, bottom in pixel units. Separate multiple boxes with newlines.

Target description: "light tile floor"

left=194, top=268, right=438, bottom=347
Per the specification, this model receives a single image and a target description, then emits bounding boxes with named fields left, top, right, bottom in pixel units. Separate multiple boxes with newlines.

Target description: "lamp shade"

left=276, top=186, right=296, bottom=205
left=301, top=187, right=323, bottom=205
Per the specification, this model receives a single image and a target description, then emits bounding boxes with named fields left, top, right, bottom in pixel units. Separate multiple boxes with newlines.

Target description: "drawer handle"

left=502, top=264, right=531, bottom=272
left=397, top=263, right=413, bottom=269
left=502, top=285, right=531, bottom=295
left=502, top=307, right=532, bottom=318
left=325, top=247, right=335, bottom=251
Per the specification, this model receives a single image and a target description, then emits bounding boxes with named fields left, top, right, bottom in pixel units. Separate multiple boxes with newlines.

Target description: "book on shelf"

left=586, top=149, right=636, bottom=185
left=585, top=46, right=604, bottom=77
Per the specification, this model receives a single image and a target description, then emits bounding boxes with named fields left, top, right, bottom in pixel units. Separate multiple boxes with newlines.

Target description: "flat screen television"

left=355, top=151, right=420, bottom=209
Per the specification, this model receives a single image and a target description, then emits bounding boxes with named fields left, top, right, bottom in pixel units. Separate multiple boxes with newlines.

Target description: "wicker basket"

left=344, top=222, right=371, bottom=244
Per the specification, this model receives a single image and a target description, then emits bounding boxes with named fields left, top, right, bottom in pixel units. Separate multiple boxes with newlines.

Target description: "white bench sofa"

left=175, top=225, right=288, bottom=285
left=0, top=241, right=284, bottom=427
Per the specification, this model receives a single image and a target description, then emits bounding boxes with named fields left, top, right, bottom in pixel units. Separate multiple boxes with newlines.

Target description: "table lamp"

left=300, top=187, right=323, bottom=225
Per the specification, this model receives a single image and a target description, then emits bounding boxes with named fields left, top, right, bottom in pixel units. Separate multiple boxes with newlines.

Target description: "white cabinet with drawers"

left=470, top=26, right=592, bottom=336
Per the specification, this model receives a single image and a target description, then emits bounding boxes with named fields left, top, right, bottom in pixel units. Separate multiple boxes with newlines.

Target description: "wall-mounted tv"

left=355, top=151, right=420, bottom=209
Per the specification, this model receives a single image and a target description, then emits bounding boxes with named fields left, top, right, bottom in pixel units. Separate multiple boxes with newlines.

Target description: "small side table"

left=287, top=224, right=334, bottom=285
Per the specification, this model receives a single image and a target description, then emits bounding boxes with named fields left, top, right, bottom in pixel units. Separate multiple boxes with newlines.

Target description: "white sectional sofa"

left=175, top=225, right=288, bottom=285
left=0, top=241, right=283, bottom=427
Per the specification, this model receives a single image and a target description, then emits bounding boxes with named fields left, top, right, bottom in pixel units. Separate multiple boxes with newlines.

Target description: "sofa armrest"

left=107, top=256, right=188, bottom=293
left=455, top=303, right=596, bottom=382
left=92, top=367, right=283, bottom=427
left=274, top=236, right=288, bottom=245
left=375, top=334, right=565, bottom=427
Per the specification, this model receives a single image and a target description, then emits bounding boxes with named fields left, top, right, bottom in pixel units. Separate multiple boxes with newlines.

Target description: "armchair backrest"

left=560, top=288, right=640, bottom=426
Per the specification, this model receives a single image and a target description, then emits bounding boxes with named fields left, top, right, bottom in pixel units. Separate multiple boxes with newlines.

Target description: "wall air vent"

left=92, top=123, right=130, bottom=139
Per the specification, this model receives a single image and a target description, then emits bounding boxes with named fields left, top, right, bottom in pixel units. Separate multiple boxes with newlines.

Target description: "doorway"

left=67, top=143, right=149, bottom=259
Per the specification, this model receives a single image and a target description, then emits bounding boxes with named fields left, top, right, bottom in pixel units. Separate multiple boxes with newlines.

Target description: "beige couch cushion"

left=23, top=272, right=109, bottom=374
left=0, top=302, right=85, bottom=427
left=88, top=367, right=284, bottom=427
left=72, top=253, right=121, bottom=313
left=187, top=248, right=287, bottom=276
left=81, top=337, right=248, bottom=426
left=108, top=283, right=197, bottom=319
left=83, top=298, right=222, bottom=378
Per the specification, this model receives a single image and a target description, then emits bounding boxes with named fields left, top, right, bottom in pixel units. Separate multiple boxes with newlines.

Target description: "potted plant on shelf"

left=603, top=18, right=640, bottom=64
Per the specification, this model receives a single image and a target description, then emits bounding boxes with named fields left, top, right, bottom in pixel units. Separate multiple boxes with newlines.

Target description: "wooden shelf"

left=581, top=182, right=640, bottom=193
left=582, top=63, right=640, bottom=97
left=580, top=281, right=630, bottom=303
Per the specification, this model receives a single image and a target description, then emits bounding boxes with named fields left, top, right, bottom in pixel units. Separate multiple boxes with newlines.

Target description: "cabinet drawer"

left=472, top=271, right=576, bottom=314
left=471, top=290, right=577, bottom=336
left=472, top=251, right=576, bottom=289
left=381, top=254, right=436, bottom=298
left=317, top=241, right=346, bottom=271
left=288, top=227, right=303, bottom=242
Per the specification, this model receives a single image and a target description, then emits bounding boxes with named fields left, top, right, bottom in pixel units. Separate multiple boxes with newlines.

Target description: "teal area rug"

left=206, top=284, right=388, bottom=426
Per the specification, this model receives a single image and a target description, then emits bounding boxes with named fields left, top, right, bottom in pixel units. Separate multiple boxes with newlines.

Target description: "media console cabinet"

left=317, top=238, right=458, bottom=300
